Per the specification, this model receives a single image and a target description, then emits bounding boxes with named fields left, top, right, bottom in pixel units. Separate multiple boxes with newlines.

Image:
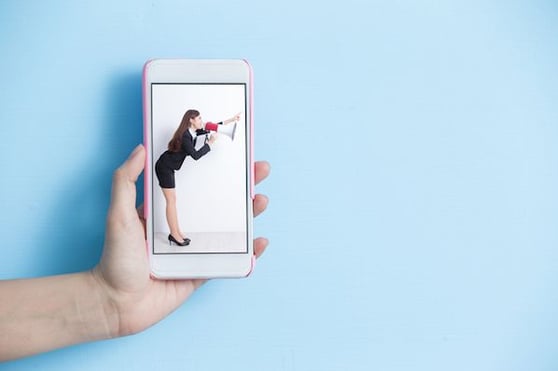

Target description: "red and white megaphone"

left=204, top=121, right=237, bottom=141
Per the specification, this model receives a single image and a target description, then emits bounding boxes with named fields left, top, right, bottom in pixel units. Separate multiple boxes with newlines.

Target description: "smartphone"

left=143, top=59, right=254, bottom=279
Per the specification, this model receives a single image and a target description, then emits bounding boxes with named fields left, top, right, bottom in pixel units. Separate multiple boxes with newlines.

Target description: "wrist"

left=87, top=269, right=121, bottom=340
left=0, top=271, right=121, bottom=361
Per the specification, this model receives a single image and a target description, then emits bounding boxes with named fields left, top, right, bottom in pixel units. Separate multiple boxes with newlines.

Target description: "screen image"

left=151, top=83, right=248, bottom=254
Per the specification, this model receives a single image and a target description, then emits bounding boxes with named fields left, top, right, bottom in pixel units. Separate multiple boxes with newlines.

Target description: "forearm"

left=0, top=271, right=118, bottom=361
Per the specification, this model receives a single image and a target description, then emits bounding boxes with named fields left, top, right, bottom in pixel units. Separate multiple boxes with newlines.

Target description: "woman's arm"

left=182, top=132, right=211, bottom=160
left=0, top=145, right=270, bottom=362
left=0, top=271, right=116, bottom=361
left=222, top=112, right=241, bottom=125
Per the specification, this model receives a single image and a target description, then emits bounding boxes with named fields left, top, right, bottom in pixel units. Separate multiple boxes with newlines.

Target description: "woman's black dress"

left=155, top=130, right=210, bottom=189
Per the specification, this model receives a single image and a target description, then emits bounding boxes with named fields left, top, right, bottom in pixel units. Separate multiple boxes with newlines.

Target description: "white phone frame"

left=143, top=59, right=254, bottom=279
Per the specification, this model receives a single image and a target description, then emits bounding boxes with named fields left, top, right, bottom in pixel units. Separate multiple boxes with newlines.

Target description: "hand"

left=208, top=133, right=218, bottom=144
left=233, top=112, right=241, bottom=122
left=91, top=145, right=270, bottom=337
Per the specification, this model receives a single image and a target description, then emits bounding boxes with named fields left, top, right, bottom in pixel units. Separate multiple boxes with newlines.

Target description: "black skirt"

left=155, top=155, right=176, bottom=189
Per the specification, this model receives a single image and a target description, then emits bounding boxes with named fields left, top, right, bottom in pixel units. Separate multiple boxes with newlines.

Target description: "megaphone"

left=204, top=121, right=236, bottom=141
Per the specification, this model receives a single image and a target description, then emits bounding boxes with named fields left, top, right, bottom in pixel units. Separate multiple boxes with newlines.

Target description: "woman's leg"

left=161, top=188, right=183, bottom=241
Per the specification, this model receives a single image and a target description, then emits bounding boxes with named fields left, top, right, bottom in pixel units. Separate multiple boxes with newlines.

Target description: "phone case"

left=142, top=59, right=255, bottom=278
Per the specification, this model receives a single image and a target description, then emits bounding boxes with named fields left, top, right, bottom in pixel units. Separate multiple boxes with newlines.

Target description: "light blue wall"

left=1, top=1, right=557, bottom=370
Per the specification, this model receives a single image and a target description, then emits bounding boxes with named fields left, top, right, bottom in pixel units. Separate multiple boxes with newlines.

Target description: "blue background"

left=1, top=0, right=557, bottom=370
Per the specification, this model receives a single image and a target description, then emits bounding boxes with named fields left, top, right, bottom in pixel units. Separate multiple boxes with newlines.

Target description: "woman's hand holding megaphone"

left=208, top=132, right=218, bottom=145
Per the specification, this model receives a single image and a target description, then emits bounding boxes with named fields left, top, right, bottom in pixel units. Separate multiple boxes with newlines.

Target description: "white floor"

left=153, top=231, right=247, bottom=254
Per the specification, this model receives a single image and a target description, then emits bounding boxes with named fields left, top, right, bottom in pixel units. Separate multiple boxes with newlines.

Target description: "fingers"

left=110, top=145, right=145, bottom=214
left=254, top=237, right=269, bottom=259
left=254, top=161, right=270, bottom=185
left=253, top=194, right=268, bottom=217
left=253, top=161, right=270, bottom=216
left=253, top=162, right=270, bottom=259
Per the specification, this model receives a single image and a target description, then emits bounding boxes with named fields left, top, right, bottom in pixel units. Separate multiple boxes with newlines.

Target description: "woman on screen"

left=155, top=109, right=239, bottom=246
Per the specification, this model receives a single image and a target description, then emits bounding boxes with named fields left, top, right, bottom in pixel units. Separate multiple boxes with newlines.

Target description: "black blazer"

left=157, top=130, right=211, bottom=171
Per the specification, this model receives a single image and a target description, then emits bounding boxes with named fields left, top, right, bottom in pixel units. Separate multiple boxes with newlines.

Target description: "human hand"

left=91, top=144, right=270, bottom=337
left=208, top=133, right=218, bottom=144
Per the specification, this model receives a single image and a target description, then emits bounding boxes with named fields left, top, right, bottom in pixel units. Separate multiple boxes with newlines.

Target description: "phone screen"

left=150, top=83, right=248, bottom=254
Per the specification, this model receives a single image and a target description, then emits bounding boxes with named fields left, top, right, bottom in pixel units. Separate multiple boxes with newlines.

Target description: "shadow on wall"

left=31, top=72, right=144, bottom=276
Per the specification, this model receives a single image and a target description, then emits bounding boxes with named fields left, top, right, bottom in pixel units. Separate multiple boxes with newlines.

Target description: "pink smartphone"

left=143, top=59, right=254, bottom=279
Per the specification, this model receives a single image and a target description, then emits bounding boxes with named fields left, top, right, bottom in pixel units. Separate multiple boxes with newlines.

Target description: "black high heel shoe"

left=168, top=234, right=191, bottom=246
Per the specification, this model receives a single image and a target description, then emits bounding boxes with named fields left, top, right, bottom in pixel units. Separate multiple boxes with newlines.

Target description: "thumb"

left=110, top=144, right=145, bottom=215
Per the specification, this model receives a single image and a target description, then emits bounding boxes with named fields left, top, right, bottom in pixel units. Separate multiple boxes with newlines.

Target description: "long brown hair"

left=168, top=109, right=199, bottom=152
